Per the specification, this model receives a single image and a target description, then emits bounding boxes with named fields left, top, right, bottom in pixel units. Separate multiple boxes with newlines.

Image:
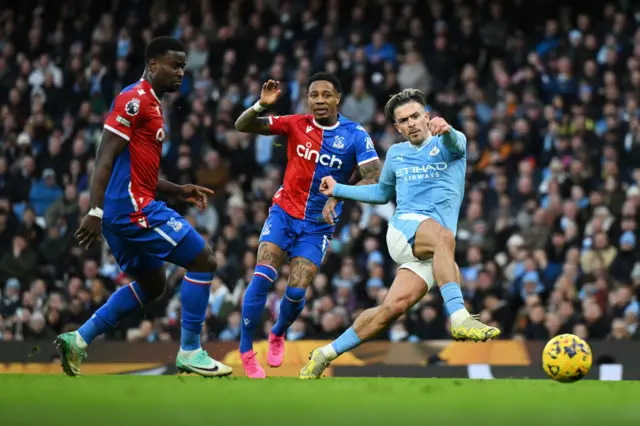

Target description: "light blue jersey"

left=333, top=129, right=466, bottom=236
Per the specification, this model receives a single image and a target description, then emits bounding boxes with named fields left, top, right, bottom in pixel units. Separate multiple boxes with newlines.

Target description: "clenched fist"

left=319, top=176, right=337, bottom=196
left=429, top=117, right=451, bottom=136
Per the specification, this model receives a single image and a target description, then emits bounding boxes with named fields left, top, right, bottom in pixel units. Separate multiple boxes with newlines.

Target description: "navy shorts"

left=259, top=204, right=334, bottom=267
left=102, top=201, right=205, bottom=276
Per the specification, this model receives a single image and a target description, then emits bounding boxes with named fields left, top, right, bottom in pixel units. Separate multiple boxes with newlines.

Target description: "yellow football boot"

left=451, top=315, right=501, bottom=342
left=299, top=349, right=331, bottom=379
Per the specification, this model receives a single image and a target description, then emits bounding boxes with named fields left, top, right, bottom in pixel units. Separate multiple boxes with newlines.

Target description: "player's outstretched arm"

left=322, top=156, right=394, bottom=206
left=157, top=178, right=182, bottom=196
left=320, top=175, right=394, bottom=205
left=322, top=159, right=382, bottom=224
left=441, top=128, right=466, bottom=155
left=334, top=181, right=394, bottom=205
left=157, top=179, right=214, bottom=209
left=234, top=107, right=273, bottom=135
left=234, top=79, right=282, bottom=135
left=333, top=155, right=395, bottom=204
left=430, top=117, right=466, bottom=155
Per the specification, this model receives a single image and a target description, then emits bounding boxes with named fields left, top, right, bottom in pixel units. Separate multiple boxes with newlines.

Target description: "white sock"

left=319, top=344, right=338, bottom=361
left=451, top=308, right=472, bottom=328
left=74, top=331, right=88, bottom=350
left=178, top=348, right=199, bottom=357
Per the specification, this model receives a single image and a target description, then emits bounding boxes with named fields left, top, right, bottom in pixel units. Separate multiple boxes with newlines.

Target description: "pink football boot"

left=267, top=332, right=285, bottom=367
left=240, top=350, right=266, bottom=379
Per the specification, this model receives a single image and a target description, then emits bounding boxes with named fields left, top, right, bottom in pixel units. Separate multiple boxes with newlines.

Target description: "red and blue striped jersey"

left=268, top=113, right=379, bottom=223
left=102, top=79, right=166, bottom=226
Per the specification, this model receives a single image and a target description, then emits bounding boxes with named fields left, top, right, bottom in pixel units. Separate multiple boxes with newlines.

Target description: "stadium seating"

left=0, top=0, right=639, bottom=344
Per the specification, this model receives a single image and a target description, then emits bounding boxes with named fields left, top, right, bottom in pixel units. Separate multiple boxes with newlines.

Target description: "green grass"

left=1, top=375, right=638, bottom=425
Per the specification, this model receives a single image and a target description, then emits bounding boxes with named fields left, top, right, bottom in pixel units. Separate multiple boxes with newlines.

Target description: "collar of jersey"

left=138, top=78, right=161, bottom=103
left=408, top=135, right=434, bottom=151
left=312, top=114, right=341, bottom=130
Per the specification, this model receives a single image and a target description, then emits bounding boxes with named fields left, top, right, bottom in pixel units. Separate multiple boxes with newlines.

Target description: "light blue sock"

left=330, top=327, right=362, bottom=356
left=440, top=282, right=465, bottom=316
left=180, top=272, right=213, bottom=351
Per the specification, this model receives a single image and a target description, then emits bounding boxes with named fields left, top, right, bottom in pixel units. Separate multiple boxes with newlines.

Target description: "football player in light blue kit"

left=300, top=89, right=500, bottom=379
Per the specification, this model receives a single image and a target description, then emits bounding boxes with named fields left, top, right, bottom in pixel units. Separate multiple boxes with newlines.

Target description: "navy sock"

left=180, top=272, right=213, bottom=351
left=78, top=282, right=148, bottom=345
left=240, top=264, right=277, bottom=353
left=440, top=282, right=465, bottom=316
left=271, top=286, right=306, bottom=337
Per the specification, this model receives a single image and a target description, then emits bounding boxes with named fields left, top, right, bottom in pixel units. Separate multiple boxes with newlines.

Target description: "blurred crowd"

left=1, top=0, right=640, bottom=345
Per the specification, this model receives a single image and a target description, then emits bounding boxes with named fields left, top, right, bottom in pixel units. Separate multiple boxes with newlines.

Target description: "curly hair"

left=145, top=36, right=186, bottom=63
left=307, top=72, right=342, bottom=94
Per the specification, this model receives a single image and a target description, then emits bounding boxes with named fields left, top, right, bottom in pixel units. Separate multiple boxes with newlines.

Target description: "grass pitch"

left=1, top=375, right=638, bottom=426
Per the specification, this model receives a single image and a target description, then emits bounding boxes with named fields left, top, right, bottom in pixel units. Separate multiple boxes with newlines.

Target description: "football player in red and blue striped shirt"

left=234, top=73, right=381, bottom=378
left=56, top=36, right=232, bottom=378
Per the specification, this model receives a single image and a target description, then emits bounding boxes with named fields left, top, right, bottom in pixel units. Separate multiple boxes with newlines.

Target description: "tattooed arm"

left=353, top=159, right=382, bottom=186
left=234, top=108, right=273, bottom=135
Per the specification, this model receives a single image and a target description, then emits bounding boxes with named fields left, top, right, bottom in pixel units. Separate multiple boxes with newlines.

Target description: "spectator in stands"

left=0, top=0, right=639, bottom=344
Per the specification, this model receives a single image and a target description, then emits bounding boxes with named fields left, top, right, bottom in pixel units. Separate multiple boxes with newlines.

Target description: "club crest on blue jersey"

left=125, top=98, right=140, bottom=116
left=333, top=136, right=345, bottom=149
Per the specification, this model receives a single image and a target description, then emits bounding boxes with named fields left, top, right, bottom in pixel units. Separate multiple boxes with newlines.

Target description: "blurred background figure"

left=0, top=0, right=638, bottom=343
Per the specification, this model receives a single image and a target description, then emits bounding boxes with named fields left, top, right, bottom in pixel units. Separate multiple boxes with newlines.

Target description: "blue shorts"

left=102, top=201, right=205, bottom=276
left=259, top=204, right=334, bottom=267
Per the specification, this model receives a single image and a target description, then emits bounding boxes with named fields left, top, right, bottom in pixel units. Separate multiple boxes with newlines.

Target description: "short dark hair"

left=307, top=72, right=342, bottom=94
left=384, top=89, right=427, bottom=122
left=145, top=36, right=186, bottom=63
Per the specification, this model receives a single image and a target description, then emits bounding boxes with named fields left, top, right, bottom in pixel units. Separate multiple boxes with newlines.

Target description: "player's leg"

left=56, top=229, right=166, bottom=376
left=412, top=217, right=458, bottom=284
left=239, top=206, right=290, bottom=378
left=267, top=256, right=315, bottom=368
left=300, top=268, right=428, bottom=379
left=75, top=267, right=165, bottom=346
left=412, top=218, right=500, bottom=341
left=164, top=224, right=232, bottom=377
left=268, top=228, right=328, bottom=367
